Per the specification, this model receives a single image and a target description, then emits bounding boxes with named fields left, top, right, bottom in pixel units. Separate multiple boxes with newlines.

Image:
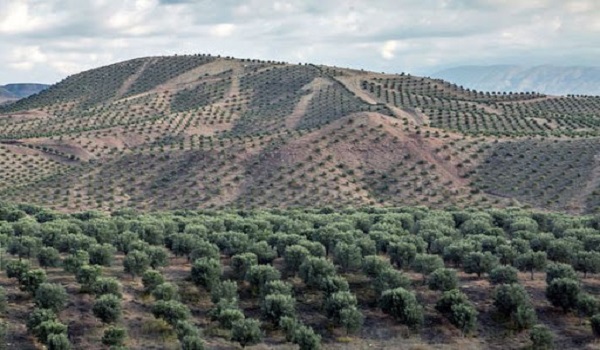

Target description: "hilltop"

left=0, top=54, right=599, bottom=213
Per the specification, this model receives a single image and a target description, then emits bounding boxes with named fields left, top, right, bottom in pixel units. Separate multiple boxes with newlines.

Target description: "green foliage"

left=142, top=269, right=165, bottom=293
left=493, top=284, right=536, bottom=331
left=181, top=335, right=205, bottom=350
left=102, top=326, right=127, bottom=347
left=412, top=254, right=444, bottom=279
left=92, top=277, right=122, bottom=297
left=489, top=265, right=519, bottom=285
left=324, top=291, right=358, bottom=324
left=63, top=250, right=90, bottom=274
left=427, top=268, right=458, bottom=291
left=388, top=242, right=417, bottom=269
left=293, top=324, right=322, bottom=350
left=284, top=245, right=310, bottom=275
left=530, top=324, right=554, bottom=350
left=231, top=252, right=258, bottom=280
left=88, top=243, right=117, bottom=266
left=333, top=242, right=363, bottom=272
left=261, top=293, right=296, bottom=324
left=19, top=268, right=47, bottom=294
left=191, top=257, right=222, bottom=290
left=339, top=306, right=364, bottom=334
left=373, top=268, right=410, bottom=296
left=514, top=251, right=547, bottom=280
left=47, top=333, right=71, bottom=350
left=152, top=300, right=191, bottom=326
left=576, top=294, right=599, bottom=319
left=379, top=288, right=424, bottom=328
left=463, top=251, right=498, bottom=277
left=152, top=282, right=180, bottom=301
left=34, top=320, right=67, bottom=344
left=5, top=259, right=30, bottom=279
left=546, top=278, right=580, bottom=312
left=299, top=256, right=336, bottom=289
left=123, top=250, right=150, bottom=277
left=546, top=263, right=577, bottom=284
left=76, top=264, right=102, bottom=292
left=92, top=294, right=122, bottom=324
left=217, top=308, right=245, bottom=329
left=246, top=264, right=281, bottom=292
left=211, top=280, right=238, bottom=304
left=27, top=308, right=57, bottom=334
left=35, top=283, right=68, bottom=312
left=231, top=318, right=263, bottom=348
left=37, top=247, right=61, bottom=268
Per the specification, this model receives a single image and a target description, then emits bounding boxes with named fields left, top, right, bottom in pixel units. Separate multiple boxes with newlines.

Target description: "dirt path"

left=115, top=58, right=156, bottom=100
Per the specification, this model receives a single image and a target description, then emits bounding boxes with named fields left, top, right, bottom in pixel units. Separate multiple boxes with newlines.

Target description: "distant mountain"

left=0, top=83, right=49, bottom=104
left=431, top=65, right=600, bottom=96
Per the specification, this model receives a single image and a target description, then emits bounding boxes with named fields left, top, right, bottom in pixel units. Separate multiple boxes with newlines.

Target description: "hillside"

left=0, top=55, right=599, bottom=213
left=0, top=83, right=49, bottom=105
left=431, top=66, right=600, bottom=96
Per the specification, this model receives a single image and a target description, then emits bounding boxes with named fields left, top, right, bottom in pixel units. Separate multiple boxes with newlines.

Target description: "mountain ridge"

left=431, top=65, right=600, bottom=96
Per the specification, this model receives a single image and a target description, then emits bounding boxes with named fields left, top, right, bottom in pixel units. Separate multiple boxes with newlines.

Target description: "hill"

left=0, top=83, right=49, bottom=105
left=0, top=55, right=599, bottom=214
left=431, top=65, right=600, bottom=96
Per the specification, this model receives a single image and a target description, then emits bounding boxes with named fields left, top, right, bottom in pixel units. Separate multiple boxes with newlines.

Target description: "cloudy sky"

left=0, top=0, right=599, bottom=84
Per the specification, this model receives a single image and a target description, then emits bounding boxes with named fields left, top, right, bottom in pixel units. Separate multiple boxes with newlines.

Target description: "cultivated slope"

left=0, top=54, right=599, bottom=213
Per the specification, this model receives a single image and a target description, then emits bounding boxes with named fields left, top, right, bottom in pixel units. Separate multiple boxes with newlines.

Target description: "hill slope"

left=432, top=65, right=600, bottom=96
left=0, top=55, right=599, bottom=213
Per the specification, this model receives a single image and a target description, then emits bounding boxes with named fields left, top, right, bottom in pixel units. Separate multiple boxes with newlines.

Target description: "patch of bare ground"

left=566, top=154, right=600, bottom=213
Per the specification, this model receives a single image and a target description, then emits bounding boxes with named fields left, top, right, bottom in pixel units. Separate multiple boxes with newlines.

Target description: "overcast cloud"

left=0, top=0, right=599, bottom=84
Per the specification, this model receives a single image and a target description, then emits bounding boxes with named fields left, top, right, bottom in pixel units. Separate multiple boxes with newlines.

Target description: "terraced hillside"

left=0, top=54, right=599, bottom=213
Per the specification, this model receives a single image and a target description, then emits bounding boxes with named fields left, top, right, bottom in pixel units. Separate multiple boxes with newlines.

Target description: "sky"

left=0, top=0, right=599, bottom=85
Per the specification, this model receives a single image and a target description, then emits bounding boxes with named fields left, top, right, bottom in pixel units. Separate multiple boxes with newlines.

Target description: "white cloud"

left=209, top=23, right=236, bottom=37
left=380, top=40, right=398, bottom=60
left=0, top=0, right=599, bottom=84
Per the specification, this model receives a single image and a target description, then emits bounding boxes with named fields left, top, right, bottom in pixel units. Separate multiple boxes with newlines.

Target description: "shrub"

left=88, top=243, right=116, bottom=266
left=427, top=268, right=458, bottom=291
left=231, top=252, right=258, bottom=280
left=488, top=266, right=519, bottom=285
left=191, top=257, right=222, bottom=291
left=27, top=308, right=56, bottom=334
left=152, top=282, right=180, bottom=301
left=493, top=284, right=536, bottom=331
left=388, top=242, right=417, bottom=269
left=247, top=265, right=281, bottom=292
left=339, top=306, right=363, bottom=334
left=411, top=254, right=444, bottom=281
left=37, top=247, right=61, bottom=268
left=102, top=326, right=126, bottom=346
left=463, top=251, right=498, bottom=278
left=92, top=294, right=122, bottom=324
left=530, top=324, right=554, bottom=350
left=152, top=300, right=191, bottom=326
left=261, top=293, right=296, bottom=324
left=299, top=257, right=336, bottom=289
left=333, top=243, right=363, bottom=272
left=284, top=245, right=310, bottom=275
left=324, top=291, right=358, bottom=324
left=92, top=277, right=122, bottom=297
left=46, top=333, right=71, bottom=350
left=576, top=293, right=600, bottom=319
left=211, top=280, right=238, bottom=304
left=231, top=318, right=263, bottom=348
left=62, top=250, right=89, bottom=274
left=33, top=320, right=67, bottom=344
left=373, top=268, right=410, bottom=296
left=142, top=269, right=165, bottom=293
left=19, top=269, right=47, bottom=294
left=514, top=251, right=547, bottom=280
left=181, top=335, right=205, bottom=350
left=217, top=308, right=245, bottom=329
left=546, top=263, right=577, bottom=284
left=123, top=250, right=150, bottom=278
left=5, top=259, right=30, bottom=279
left=35, top=283, right=68, bottom=312
left=546, top=278, right=580, bottom=312
left=379, top=288, right=423, bottom=328
left=293, top=324, right=321, bottom=350
left=75, top=264, right=102, bottom=292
